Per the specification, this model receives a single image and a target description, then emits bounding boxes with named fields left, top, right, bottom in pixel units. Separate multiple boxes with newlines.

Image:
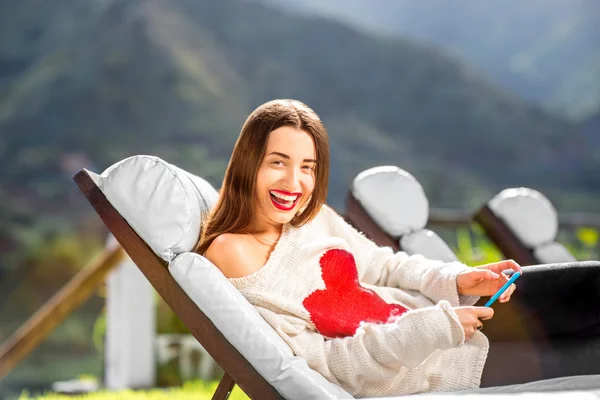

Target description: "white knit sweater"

left=230, top=205, right=489, bottom=397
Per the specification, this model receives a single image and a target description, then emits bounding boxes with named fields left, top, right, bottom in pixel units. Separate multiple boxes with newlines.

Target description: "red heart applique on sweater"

left=302, top=248, right=408, bottom=338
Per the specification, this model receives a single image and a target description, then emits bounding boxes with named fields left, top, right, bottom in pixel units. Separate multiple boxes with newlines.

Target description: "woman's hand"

left=456, top=259, right=523, bottom=301
left=454, top=306, right=494, bottom=341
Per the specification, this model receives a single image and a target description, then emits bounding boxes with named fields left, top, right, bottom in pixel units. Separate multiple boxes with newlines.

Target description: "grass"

left=19, top=380, right=250, bottom=400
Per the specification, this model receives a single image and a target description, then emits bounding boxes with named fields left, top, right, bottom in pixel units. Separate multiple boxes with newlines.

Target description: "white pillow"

left=400, top=229, right=458, bottom=262
left=533, top=242, right=577, bottom=264
left=488, top=188, right=558, bottom=248
left=352, top=166, right=428, bottom=237
left=98, top=155, right=219, bottom=261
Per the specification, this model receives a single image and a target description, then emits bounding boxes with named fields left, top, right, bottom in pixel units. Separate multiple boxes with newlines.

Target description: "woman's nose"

left=283, top=168, right=300, bottom=189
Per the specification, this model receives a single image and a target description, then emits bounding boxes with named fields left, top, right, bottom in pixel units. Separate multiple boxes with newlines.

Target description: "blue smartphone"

left=484, top=270, right=522, bottom=307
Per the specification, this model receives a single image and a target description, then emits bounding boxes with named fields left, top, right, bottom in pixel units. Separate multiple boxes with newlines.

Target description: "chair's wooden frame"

left=344, top=190, right=400, bottom=251
left=73, top=169, right=284, bottom=400
left=473, top=204, right=538, bottom=266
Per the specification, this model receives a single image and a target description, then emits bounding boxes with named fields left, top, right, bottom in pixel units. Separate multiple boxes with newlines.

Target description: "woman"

left=196, top=99, right=600, bottom=397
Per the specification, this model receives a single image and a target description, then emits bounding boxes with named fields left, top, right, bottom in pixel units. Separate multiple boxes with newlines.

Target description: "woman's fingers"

left=455, top=306, right=495, bottom=340
left=499, top=283, right=517, bottom=302
left=474, top=306, right=495, bottom=321
left=499, top=259, right=523, bottom=274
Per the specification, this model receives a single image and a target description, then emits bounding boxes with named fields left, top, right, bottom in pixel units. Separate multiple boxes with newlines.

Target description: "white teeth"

left=270, top=191, right=299, bottom=202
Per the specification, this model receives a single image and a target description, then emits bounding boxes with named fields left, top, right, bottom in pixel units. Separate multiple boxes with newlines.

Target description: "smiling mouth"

left=269, top=190, right=301, bottom=211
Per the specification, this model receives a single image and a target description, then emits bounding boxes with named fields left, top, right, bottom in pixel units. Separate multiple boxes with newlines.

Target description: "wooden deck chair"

left=345, top=166, right=459, bottom=263
left=73, top=155, right=353, bottom=400
left=74, top=156, right=600, bottom=400
left=473, top=188, right=576, bottom=266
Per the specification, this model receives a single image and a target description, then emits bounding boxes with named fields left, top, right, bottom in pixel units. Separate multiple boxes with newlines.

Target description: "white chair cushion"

left=533, top=242, right=577, bottom=264
left=488, top=188, right=558, bottom=248
left=352, top=166, right=428, bottom=237
left=98, top=155, right=219, bottom=261
left=400, top=229, right=458, bottom=262
left=169, top=253, right=353, bottom=400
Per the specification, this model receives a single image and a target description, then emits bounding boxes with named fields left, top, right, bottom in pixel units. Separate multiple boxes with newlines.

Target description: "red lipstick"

left=269, top=189, right=302, bottom=211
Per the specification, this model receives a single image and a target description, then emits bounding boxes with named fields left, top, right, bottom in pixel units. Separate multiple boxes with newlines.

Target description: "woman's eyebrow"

left=268, top=151, right=316, bottom=163
left=268, top=151, right=290, bottom=159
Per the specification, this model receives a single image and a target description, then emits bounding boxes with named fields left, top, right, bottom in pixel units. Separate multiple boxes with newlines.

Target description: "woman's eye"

left=302, top=165, right=314, bottom=171
left=272, top=160, right=284, bottom=166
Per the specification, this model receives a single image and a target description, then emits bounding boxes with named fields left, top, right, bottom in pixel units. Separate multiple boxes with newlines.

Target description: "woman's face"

left=254, top=126, right=317, bottom=226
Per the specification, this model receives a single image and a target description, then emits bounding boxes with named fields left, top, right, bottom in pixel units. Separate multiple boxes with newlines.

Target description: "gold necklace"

left=245, top=231, right=279, bottom=245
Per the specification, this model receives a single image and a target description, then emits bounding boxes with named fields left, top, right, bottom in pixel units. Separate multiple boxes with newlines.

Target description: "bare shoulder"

left=204, top=233, right=256, bottom=278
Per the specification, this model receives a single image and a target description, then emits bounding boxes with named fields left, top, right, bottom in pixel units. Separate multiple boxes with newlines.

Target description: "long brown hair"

left=195, top=99, right=330, bottom=255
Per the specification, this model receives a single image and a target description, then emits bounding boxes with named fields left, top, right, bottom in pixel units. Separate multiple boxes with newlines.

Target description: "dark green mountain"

left=268, top=0, right=600, bottom=121
left=0, top=0, right=597, bottom=249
